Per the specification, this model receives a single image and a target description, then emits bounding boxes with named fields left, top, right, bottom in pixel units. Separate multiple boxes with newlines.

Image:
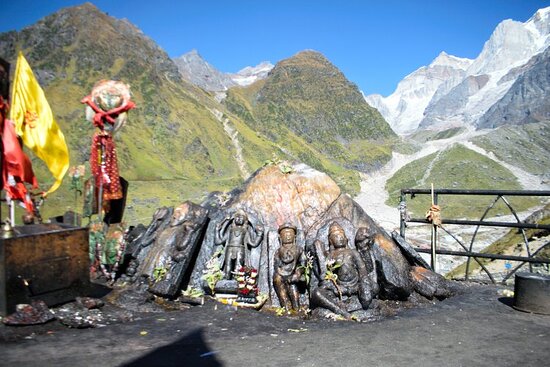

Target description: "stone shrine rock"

left=189, top=163, right=340, bottom=295
left=114, top=161, right=456, bottom=316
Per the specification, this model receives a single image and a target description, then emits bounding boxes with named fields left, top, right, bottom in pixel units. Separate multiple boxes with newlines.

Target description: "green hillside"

left=385, top=144, right=540, bottom=219
left=471, top=120, right=550, bottom=177
left=225, top=50, right=397, bottom=194
left=0, top=4, right=393, bottom=224
left=0, top=4, right=282, bottom=224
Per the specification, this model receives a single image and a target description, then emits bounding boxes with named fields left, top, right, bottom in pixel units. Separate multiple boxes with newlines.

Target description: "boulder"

left=189, top=163, right=340, bottom=304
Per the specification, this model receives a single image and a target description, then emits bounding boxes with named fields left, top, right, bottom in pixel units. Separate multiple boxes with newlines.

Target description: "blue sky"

left=1, top=1, right=548, bottom=96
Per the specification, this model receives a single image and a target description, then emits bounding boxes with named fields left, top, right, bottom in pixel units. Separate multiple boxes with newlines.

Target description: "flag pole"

left=9, top=200, right=14, bottom=225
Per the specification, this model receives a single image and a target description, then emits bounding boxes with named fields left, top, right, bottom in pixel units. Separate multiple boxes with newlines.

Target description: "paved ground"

left=1, top=283, right=549, bottom=367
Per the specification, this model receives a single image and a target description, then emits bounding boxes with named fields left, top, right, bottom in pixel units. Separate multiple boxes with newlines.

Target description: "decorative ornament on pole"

left=81, top=80, right=135, bottom=221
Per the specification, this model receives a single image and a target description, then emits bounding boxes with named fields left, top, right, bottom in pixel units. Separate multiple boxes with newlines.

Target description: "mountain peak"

left=174, top=49, right=235, bottom=92
left=231, top=61, right=273, bottom=87
left=526, top=6, right=550, bottom=40
left=430, top=51, right=472, bottom=69
left=289, top=49, right=328, bottom=62
left=176, top=49, right=203, bottom=61
left=226, top=50, right=395, bottom=174
left=529, top=6, right=550, bottom=24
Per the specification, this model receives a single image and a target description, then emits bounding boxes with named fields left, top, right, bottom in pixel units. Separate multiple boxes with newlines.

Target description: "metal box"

left=0, top=224, right=90, bottom=315
left=514, top=272, right=550, bottom=315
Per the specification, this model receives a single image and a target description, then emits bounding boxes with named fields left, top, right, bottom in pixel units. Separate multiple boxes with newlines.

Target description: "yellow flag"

left=10, top=52, right=69, bottom=195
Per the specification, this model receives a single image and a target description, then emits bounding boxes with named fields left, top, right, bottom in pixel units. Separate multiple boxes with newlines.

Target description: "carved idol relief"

left=311, top=222, right=374, bottom=319
left=273, top=223, right=305, bottom=311
left=215, top=209, right=264, bottom=280
left=354, top=227, right=380, bottom=298
left=135, top=201, right=208, bottom=297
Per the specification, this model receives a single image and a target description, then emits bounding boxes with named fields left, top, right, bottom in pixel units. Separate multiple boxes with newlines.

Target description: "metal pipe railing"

left=399, top=188, right=550, bottom=284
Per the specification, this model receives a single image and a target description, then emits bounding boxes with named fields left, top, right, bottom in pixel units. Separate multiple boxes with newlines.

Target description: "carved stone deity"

left=137, top=201, right=208, bottom=297
left=311, top=222, right=375, bottom=319
left=215, top=209, right=264, bottom=279
left=354, top=227, right=379, bottom=298
left=273, top=224, right=305, bottom=311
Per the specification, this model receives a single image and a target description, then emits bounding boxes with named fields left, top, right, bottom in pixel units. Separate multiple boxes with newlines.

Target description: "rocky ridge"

left=173, top=49, right=274, bottom=92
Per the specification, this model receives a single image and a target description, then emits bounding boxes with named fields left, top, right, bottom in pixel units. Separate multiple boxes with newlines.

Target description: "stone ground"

left=1, top=283, right=549, bottom=367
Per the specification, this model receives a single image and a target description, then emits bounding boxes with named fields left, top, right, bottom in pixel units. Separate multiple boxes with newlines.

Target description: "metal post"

left=399, top=191, right=406, bottom=239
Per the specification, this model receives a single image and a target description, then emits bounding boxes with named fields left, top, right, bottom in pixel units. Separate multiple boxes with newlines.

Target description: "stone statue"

left=273, top=223, right=305, bottom=311
left=354, top=227, right=380, bottom=298
left=136, top=201, right=209, bottom=297
left=311, top=222, right=374, bottom=319
left=215, top=209, right=264, bottom=280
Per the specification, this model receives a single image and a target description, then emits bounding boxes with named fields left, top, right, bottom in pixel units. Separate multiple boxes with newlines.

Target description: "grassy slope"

left=385, top=144, right=540, bottom=219
left=0, top=5, right=291, bottom=225
left=224, top=51, right=401, bottom=194
left=470, top=121, right=550, bottom=177
left=408, top=127, right=466, bottom=143
left=225, top=85, right=362, bottom=194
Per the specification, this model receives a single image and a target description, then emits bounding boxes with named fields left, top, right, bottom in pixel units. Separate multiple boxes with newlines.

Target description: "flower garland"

left=235, top=266, right=259, bottom=303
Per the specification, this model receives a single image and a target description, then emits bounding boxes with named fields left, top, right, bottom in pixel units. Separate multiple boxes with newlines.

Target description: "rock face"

left=189, top=163, right=341, bottom=301
left=477, top=46, right=550, bottom=128
left=173, top=50, right=273, bottom=91
left=173, top=49, right=237, bottom=92
left=365, top=52, right=472, bottom=134
left=125, top=201, right=209, bottom=298
left=184, top=162, right=447, bottom=314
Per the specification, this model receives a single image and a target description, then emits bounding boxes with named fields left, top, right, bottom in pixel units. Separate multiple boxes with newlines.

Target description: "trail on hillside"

left=209, top=108, right=250, bottom=179
left=354, top=127, right=549, bottom=230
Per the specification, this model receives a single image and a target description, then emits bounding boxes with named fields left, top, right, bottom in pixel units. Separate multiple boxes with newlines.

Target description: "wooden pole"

left=431, top=183, right=437, bottom=272
left=97, top=143, right=104, bottom=223
left=9, top=199, right=15, bottom=225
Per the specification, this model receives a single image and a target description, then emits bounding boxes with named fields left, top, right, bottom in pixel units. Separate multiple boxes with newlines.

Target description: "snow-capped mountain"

left=229, top=61, right=274, bottom=86
left=365, top=52, right=472, bottom=134
left=367, top=6, right=550, bottom=134
left=477, top=44, right=550, bottom=128
left=173, top=50, right=273, bottom=92
left=173, top=49, right=236, bottom=92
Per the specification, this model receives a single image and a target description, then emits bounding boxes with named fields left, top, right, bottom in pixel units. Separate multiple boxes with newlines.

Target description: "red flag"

left=1, top=118, right=37, bottom=212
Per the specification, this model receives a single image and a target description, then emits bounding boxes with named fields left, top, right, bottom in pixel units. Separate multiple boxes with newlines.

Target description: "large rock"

left=189, top=163, right=341, bottom=304
left=234, top=163, right=341, bottom=230
left=117, top=162, right=451, bottom=315
left=189, top=162, right=415, bottom=307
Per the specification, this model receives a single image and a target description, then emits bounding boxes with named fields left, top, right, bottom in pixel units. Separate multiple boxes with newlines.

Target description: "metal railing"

left=399, top=189, right=550, bottom=284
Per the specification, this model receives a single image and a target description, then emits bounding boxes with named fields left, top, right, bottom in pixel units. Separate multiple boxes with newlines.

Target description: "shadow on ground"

left=121, top=328, right=223, bottom=367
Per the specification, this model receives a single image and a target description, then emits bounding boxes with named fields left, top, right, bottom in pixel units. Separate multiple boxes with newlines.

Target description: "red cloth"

left=90, top=132, right=122, bottom=201
left=81, top=95, right=135, bottom=130
left=82, top=94, right=134, bottom=203
left=1, top=118, right=38, bottom=213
